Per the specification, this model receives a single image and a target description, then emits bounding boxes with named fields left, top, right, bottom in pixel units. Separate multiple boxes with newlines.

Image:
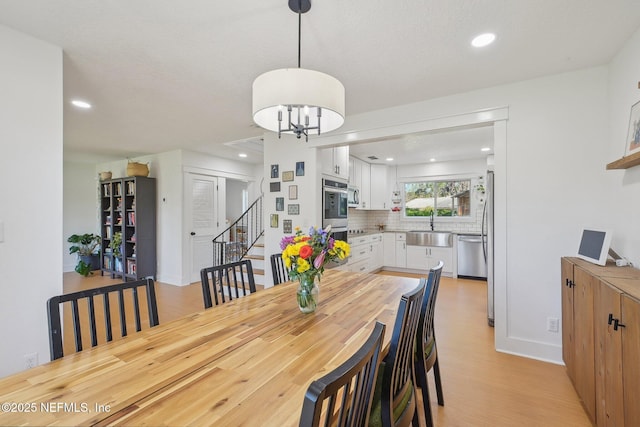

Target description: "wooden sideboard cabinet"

left=561, top=257, right=640, bottom=426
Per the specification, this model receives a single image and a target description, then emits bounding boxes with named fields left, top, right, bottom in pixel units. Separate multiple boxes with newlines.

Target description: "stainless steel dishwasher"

left=457, top=234, right=487, bottom=279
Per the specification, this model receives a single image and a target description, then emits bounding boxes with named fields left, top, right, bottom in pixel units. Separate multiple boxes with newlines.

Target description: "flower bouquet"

left=281, top=225, right=350, bottom=313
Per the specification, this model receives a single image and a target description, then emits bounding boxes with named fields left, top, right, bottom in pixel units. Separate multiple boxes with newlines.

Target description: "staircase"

left=244, top=237, right=266, bottom=288
left=212, top=195, right=267, bottom=287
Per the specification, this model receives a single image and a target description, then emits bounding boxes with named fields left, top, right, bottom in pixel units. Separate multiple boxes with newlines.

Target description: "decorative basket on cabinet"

left=126, top=161, right=149, bottom=177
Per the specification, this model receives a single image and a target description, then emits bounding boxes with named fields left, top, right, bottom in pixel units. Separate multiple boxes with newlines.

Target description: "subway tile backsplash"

left=348, top=207, right=483, bottom=234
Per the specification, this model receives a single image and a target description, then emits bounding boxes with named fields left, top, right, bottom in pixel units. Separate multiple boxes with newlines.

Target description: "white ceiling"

left=349, top=125, right=494, bottom=165
left=1, top=0, right=639, bottom=165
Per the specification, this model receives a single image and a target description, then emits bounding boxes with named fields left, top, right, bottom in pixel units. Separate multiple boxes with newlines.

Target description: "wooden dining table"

left=0, top=270, right=419, bottom=426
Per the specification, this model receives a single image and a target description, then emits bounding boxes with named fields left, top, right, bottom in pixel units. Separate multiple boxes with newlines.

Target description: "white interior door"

left=187, top=173, right=221, bottom=283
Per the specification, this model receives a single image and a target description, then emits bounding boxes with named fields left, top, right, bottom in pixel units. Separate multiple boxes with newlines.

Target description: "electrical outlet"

left=547, top=317, right=559, bottom=333
left=24, top=352, right=38, bottom=369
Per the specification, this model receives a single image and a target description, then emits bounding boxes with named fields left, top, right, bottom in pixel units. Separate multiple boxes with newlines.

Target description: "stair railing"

left=212, top=194, right=263, bottom=266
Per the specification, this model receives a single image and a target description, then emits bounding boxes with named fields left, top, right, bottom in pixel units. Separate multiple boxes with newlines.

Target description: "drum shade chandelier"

left=252, top=0, right=345, bottom=142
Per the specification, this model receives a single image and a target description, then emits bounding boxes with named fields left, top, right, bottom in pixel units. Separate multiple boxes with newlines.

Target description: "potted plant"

left=68, top=233, right=101, bottom=276
left=111, top=231, right=123, bottom=257
left=111, top=231, right=123, bottom=272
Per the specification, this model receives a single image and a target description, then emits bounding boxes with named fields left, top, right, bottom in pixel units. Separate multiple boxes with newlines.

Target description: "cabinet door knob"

left=608, top=313, right=614, bottom=325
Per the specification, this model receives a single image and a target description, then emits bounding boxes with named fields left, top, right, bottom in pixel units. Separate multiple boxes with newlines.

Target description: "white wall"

left=63, top=161, right=100, bottom=272
left=606, top=26, right=640, bottom=267
left=226, top=179, right=248, bottom=222
left=0, top=25, right=63, bottom=376
left=262, top=133, right=322, bottom=287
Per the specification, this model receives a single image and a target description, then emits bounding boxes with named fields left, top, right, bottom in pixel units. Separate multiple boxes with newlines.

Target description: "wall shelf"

left=606, top=150, right=640, bottom=169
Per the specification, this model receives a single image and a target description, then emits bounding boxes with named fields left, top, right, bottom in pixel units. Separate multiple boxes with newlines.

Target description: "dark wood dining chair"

left=299, top=321, right=386, bottom=427
left=271, top=253, right=290, bottom=285
left=369, top=281, right=425, bottom=427
left=47, top=278, right=159, bottom=361
left=200, top=259, right=256, bottom=308
left=415, top=261, right=445, bottom=427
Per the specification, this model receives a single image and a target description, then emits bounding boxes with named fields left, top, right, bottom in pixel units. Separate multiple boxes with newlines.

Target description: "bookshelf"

left=100, top=176, right=156, bottom=280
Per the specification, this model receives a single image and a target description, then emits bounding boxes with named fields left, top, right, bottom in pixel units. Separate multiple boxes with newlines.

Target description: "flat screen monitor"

left=576, top=228, right=612, bottom=266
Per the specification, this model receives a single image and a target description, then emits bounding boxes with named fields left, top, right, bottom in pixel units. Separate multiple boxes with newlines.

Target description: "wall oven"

left=322, top=178, right=348, bottom=240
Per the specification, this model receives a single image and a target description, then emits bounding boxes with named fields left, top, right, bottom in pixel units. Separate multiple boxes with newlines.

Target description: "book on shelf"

left=127, top=212, right=136, bottom=226
left=102, top=184, right=111, bottom=196
left=114, top=182, right=122, bottom=196
left=127, top=181, right=135, bottom=195
left=127, top=260, right=137, bottom=275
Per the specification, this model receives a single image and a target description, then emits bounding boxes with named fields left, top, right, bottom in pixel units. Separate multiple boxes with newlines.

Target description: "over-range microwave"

left=348, top=186, right=360, bottom=208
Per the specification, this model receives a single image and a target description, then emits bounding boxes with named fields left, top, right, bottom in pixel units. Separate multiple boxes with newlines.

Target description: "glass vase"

left=296, top=275, right=320, bottom=314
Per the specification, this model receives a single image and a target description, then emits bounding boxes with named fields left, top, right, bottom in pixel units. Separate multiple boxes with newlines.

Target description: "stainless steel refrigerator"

left=482, top=170, right=495, bottom=327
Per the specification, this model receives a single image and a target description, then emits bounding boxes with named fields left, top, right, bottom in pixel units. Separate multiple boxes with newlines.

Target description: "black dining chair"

left=200, top=259, right=256, bottom=308
left=47, top=278, right=159, bottom=361
left=369, top=281, right=425, bottom=427
left=299, top=321, right=386, bottom=427
left=415, top=261, right=445, bottom=427
left=271, top=253, right=290, bottom=285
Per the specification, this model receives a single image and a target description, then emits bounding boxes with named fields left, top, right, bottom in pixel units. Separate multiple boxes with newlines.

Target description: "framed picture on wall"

left=270, top=164, right=279, bottom=178
left=288, top=204, right=300, bottom=215
left=275, top=197, right=284, bottom=211
left=626, top=100, right=640, bottom=155
left=296, top=161, right=305, bottom=176
left=289, top=185, right=298, bottom=200
left=270, top=182, right=281, bottom=192
left=282, top=171, right=294, bottom=182
left=283, top=219, right=292, bottom=234
left=270, top=214, right=279, bottom=228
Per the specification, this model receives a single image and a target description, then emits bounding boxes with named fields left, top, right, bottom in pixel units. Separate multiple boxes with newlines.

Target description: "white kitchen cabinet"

left=321, top=146, right=349, bottom=180
left=348, top=156, right=362, bottom=188
left=359, top=162, right=371, bottom=209
left=383, top=233, right=396, bottom=266
left=406, top=245, right=453, bottom=273
left=369, top=164, right=389, bottom=210
left=370, top=234, right=384, bottom=271
left=395, top=233, right=407, bottom=268
left=347, top=233, right=383, bottom=273
left=383, top=232, right=406, bottom=268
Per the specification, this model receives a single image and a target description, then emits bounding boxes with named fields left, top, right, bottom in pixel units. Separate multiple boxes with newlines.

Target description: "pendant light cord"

left=297, top=0, right=302, bottom=68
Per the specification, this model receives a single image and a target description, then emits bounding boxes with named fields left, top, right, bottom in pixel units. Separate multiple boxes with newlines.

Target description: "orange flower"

left=299, top=244, right=313, bottom=259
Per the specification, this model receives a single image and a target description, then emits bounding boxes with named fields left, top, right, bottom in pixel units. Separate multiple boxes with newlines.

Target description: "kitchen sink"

left=406, top=231, right=453, bottom=247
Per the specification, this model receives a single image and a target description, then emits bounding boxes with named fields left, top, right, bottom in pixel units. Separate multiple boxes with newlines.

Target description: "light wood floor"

left=63, top=271, right=591, bottom=426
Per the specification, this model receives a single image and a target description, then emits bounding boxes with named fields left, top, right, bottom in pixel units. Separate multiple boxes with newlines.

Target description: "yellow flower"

left=284, top=257, right=292, bottom=269
left=297, top=258, right=310, bottom=273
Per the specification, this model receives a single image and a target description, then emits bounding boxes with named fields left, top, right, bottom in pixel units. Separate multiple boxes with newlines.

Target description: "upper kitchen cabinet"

left=321, top=146, right=349, bottom=180
left=348, top=156, right=362, bottom=188
left=369, top=164, right=389, bottom=210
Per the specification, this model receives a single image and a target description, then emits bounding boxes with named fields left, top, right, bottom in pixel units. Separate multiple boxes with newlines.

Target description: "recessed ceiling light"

left=481, top=147, right=491, bottom=152
left=386, top=157, right=394, bottom=162
left=471, top=33, right=496, bottom=48
left=238, top=153, right=248, bottom=158
left=429, top=158, right=436, bottom=162
left=71, top=99, right=92, bottom=109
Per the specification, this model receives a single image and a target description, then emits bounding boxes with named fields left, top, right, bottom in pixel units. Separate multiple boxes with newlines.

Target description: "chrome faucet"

left=430, top=210, right=434, bottom=231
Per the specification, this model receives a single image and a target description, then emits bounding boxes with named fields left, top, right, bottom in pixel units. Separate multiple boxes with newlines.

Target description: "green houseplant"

left=110, top=231, right=123, bottom=257
left=110, top=231, right=123, bottom=272
left=68, top=233, right=101, bottom=276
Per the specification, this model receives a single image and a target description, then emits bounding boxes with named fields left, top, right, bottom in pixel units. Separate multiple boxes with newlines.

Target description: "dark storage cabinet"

left=100, top=177, right=156, bottom=280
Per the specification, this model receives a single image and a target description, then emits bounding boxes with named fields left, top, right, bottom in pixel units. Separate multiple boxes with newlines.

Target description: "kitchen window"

left=403, top=179, right=471, bottom=218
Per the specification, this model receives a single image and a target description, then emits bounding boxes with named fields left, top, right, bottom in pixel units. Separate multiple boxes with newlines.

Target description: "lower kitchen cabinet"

left=346, top=233, right=383, bottom=273
left=561, top=257, right=640, bottom=426
left=382, top=232, right=406, bottom=268
left=406, top=245, right=453, bottom=273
